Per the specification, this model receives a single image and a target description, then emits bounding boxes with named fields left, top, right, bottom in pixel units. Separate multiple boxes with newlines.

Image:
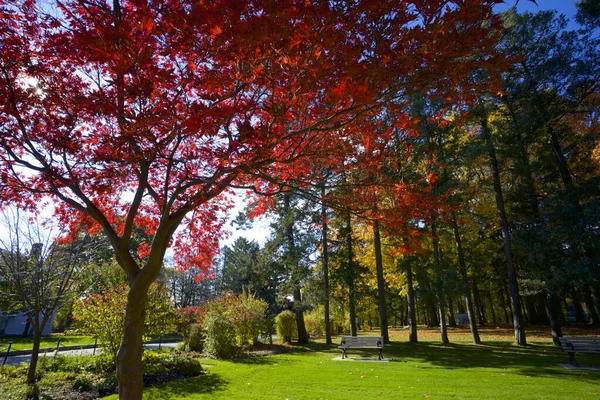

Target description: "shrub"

left=73, top=282, right=175, bottom=361
left=142, top=351, right=203, bottom=377
left=165, top=354, right=202, bottom=377
left=175, top=306, right=204, bottom=336
left=275, top=310, right=297, bottom=344
left=95, top=374, right=118, bottom=397
left=232, top=291, right=268, bottom=345
left=188, top=323, right=204, bottom=352
left=203, top=310, right=237, bottom=358
left=304, top=306, right=325, bottom=338
left=72, top=373, right=94, bottom=392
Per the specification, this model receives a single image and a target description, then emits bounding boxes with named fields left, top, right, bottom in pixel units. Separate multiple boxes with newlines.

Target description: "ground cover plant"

left=0, top=349, right=202, bottom=399
left=101, top=327, right=600, bottom=400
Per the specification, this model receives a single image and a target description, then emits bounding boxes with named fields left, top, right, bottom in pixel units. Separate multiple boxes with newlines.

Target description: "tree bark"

left=583, top=286, right=600, bottom=325
left=404, top=258, right=418, bottom=343
left=447, top=295, right=456, bottom=327
left=373, top=220, right=389, bottom=343
left=321, top=183, right=332, bottom=344
left=546, top=289, right=563, bottom=346
left=293, top=287, right=309, bottom=343
left=27, top=327, right=43, bottom=384
left=346, top=211, right=357, bottom=336
left=283, top=193, right=308, bottom=343
left=481, top=112, right=526, bottom=345
left=451, top=213, right=481, bottom=343
left=117, top=283, right=148, bottom=400
left=431, top=221, right=449, bottom=344
left=472, top=279, right=485, bottom=326
left=488, top=291, right=497, bottom=325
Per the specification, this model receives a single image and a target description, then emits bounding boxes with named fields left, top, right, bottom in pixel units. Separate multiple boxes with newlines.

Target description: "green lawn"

left=102, top=328, right=600, bottom=400
left=0, top=335, right=95, bottom=352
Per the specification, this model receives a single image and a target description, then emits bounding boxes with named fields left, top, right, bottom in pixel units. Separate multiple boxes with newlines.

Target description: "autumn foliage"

left=0, top=0, right=526, bottom=397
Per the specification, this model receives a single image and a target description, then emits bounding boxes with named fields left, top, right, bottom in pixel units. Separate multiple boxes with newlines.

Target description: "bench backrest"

left=340, top=336, right=383, bottom=348
left=559, top=337, right=600, bottom=350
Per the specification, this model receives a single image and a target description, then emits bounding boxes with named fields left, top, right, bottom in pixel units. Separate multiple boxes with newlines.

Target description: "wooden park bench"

left=559, top=337, right=600, bottom=367
left=338, top=336, right=384, bottom=360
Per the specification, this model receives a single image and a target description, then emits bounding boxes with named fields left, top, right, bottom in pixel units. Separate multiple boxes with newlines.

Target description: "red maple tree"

left=1, top=1, right=520, bottom=397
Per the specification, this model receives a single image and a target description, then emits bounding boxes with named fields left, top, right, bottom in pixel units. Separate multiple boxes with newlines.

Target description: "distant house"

left=0, top=244, right=57, bottom=337
left=0, top=311, right=56, bottom=337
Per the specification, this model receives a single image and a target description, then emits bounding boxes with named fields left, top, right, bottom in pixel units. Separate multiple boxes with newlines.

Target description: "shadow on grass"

left=385, top=341, right=599, bottom=383
left=144, top=373, right=228, bottom=399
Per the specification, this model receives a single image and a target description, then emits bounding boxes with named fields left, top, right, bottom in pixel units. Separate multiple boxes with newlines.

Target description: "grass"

left=0, top=335, right=95, bottom=352
left=102, top=327, right=600, bottom=400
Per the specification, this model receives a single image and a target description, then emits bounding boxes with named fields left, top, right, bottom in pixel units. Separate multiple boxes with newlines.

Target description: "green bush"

left=304, top=306, right=325, bottom=338
left=95, top=374, right=118, bottom=397
left=72, top=373, right=94, bottom=392
left=165, top=353, right=203, bottom=377
left=188, top=323, right=204, bottom=352
left=39, top=353, right=115, bottom=375
left=203, top=311, right=237, bottom=358
left=275, top=310, right=297, bottom=344
left=233, top=291, right=268, bottom=345
left=73, top=282, right=175, bottom=361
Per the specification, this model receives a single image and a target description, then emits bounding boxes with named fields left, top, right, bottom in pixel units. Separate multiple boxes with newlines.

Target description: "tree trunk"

left=447, top=295, right=456, bottom=327
left=583, top=286, right=600, bottom=325
left=472, top=279, right=485, bottom=326
left=117, top=284, right=148, bottom=400
left=27, top=326, right=43, bottom=384
left=293, top=287, right=309, bottom=343
left=432, top=221, right=449, bottom=344
left=546, top=289, right=563, bottom=346
left=488, top=291, right=497, bottom=325
left=481, top=112, right=526, bottom=345
left=346, top=211, right=358, bottom=336
left=572, top=291, right=587, bottom=323
left=283, top=193, right=308, bottom=343
left=404, top=259, right=418, bottom=343
left=451, top=213, right=481, bottom=343
left=321, top=183, right=332, bottom=344
left=373, top=220, right=389, bottom=343
left=499, top=286, right=510, bottom=324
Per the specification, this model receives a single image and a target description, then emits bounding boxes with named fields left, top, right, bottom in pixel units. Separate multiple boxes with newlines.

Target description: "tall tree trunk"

left=546, top=289, right=563, bottom=346
left=404, top=258, right=418, bottom=343
left=583, top=286, right=600, bottom=325
left=472, top=279, right=485, bottom=326
left=451, top=213, right=481, bottom=343
left=572, top=291, right=587, bottom=323
left=321, top=183, right=331, bottom=344
left=27, top=326, right=43, bottom=384
left=373, top=220, right=389, bottom=343
left=346, top=211, right=358, bottom=336
left=488, top=291, right=497, bottom=325
left=498, top=285, right=510, bottom=324
left=432, top=221, right=449, bottom=344
left=293, top=287, right=309, bottom=343
left=117, top=284, right=148, bottom=400
left=283, top=193, right=308, bottom=343
left=481, top=112, right=526, bottom=345
left=447, top=295, right=456, bottom=327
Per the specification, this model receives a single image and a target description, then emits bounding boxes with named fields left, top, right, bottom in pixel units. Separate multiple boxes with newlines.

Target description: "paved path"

left=2, top=342, right=181, bottom=366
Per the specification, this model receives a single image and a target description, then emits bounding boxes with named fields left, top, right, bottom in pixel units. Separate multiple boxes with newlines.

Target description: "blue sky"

left=495, top=0, right=581, bottom=29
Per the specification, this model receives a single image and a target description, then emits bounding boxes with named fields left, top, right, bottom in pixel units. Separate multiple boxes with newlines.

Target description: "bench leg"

left=379, top=349, right=383, bottom=360
left=568, top=352, right=580, bottom=367
left=342, top=348, right=347, bottom=359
